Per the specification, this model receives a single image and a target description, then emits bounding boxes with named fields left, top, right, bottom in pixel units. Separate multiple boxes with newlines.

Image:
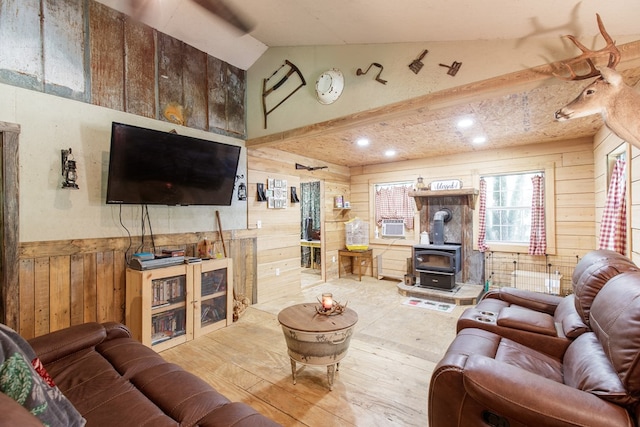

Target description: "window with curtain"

left=374, top=183, right=416, bottom=229
left=480, top=172, right=544, bottom=244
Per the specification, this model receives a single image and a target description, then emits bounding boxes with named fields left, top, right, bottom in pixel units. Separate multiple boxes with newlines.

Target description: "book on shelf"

left=201, top=268, right=227, bottom=296
left=161, top=249, right=185, bottom=257
left=151, top=275, right=186, bottom=307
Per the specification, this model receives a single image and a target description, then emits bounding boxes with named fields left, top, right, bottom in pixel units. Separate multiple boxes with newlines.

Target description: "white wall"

left=246, top=36, right=640, bottom=139
left=0, top=83, right=247, bottom=242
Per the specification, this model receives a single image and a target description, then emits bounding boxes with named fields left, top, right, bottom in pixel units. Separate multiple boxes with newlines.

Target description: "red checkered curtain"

left=375, top=185, right=416, bottom=229
left=599, top=159, right=627, bottom=254
left=528, top=175, right=546, bottom=255
left=477, top=178, right=490, bottom=252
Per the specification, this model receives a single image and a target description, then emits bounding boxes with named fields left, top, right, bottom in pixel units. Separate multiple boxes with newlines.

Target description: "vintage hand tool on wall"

left=356, top=62, right=387, bottom=84
left=439, top=61, right=462, bottom=76
left=262, top=60, right=306, bottom=128
left=408, top=49, right=429, bottom=74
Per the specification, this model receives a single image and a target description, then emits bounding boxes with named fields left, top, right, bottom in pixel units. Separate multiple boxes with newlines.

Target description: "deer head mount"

left=554, top=14, right=640, bottom=148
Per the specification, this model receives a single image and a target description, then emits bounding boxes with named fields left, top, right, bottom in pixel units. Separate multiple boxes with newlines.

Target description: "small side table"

left=278, top=303, right=358, bottom=390
left=338, top=249, right=373, bottom=281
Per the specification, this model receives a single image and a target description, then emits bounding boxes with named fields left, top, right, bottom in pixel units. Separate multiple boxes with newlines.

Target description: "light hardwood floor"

left=161, top=275, right=465, bottom=426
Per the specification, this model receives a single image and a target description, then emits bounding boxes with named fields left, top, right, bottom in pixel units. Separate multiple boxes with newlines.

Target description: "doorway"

left=300, top=180, right=323, bottom=286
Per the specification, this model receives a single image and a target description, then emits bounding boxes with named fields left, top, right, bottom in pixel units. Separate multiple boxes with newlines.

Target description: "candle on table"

left=322, top=293, right=333, bottom=311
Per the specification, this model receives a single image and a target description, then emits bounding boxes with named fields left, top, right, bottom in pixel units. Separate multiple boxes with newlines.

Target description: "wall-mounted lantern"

left=61, top=148, right=79, bottom=189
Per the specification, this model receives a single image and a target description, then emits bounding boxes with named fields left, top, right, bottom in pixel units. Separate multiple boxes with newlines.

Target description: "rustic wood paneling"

left=183, top=43, right=208, bottom=130
left=158, top=32, right=184, bottom=123
left=18, top=260, right=35, bottom=339
left=83, top=253, right=98, bottom=323
left=124, top=18, right=156, bottom=118
left=34, top=258, right=51, bottom=337
left=89, top=1, right=124, bottom=110
left=70, top=253, right=85, bottom=325
left=0, top=125, right=20, bottom=329
left=50, top=256, right=71, bottom=331
left=350, top=138, right=596, bottom=284
left=229, top=237, right=257, bottom=303
left=18, top=232, right=257, bottom=338
left=0, top=0, right=246, bottom=137
left=43, top=0, right=86, bottom=99
left=226, top=64, right=245, bottom=135
left=0, top=0, right=42, bottom=90
left=208, top=56, right=226, bottom=131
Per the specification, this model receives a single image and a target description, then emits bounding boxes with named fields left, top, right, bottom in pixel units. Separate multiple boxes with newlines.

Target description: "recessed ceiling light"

left=385, top=149, right=396, bottom=157
left=357, top=138, right=369, bottom=146
left=472, top=136, right=487, bottom=144
left=457, top=118, right=474, bottom=128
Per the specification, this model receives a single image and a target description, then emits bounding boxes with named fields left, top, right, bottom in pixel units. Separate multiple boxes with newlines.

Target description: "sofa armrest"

left=483, top=287, right=563, bottom=314
left=28, top=322, right=108, bottom=365
left=464, top=355, right=633, bottom=426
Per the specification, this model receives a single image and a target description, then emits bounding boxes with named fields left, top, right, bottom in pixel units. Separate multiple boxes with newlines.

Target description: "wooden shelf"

left=409, top=188, right=478, bottom=210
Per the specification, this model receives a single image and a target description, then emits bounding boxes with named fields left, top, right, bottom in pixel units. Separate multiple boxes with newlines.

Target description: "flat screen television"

left=106, top=122, right=241, bottom=206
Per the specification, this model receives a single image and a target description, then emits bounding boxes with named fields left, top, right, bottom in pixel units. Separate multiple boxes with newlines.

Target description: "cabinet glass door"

left=150, top=274, right=187, bottom=346
left=200, top=268, right=227, bottom=327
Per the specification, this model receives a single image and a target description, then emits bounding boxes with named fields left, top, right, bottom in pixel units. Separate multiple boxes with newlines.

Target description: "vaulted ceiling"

left=97, top=0, right=640, bottom=166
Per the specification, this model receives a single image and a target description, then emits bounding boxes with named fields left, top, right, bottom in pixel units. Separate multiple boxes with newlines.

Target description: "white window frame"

left=473, top=163, right=556, bottom=254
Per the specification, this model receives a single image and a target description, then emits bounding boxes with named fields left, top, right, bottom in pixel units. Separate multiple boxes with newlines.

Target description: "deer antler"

left=554, top=13, right=620, bottom=80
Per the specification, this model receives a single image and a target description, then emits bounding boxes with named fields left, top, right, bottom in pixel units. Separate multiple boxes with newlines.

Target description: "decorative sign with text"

left=429, top=179, right=462, bottom=191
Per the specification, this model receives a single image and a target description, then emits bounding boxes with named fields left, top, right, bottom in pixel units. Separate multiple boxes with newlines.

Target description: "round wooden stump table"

left=278, top=303, right=358, bottom=390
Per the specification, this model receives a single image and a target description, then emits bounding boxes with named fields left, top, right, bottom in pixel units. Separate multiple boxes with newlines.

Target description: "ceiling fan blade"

left=190, top=0, right=253, bottom=33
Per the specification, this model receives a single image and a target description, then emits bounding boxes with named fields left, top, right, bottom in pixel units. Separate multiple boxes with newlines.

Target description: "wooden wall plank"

left=157, top=33, right=184, bottom=124
left=124, top=18, right=156, bottom=118
left=70, top=254, right=84, bottom=326
left=89, top=1, right=124, bottom=110
left=34, top=258, right=51, bottom=336
left=18, top=259, right=35, bottom=339
left=183, top=43, right=208, bottom=130
left=49, top=256, right=71, bottom=332
left=207, top=56, right=226, bottom=131
left=0, top=0, right=42, bottom=90
left=1, top=126, right=20, bottom=329
left=96, top=251, right=115, bottom=322
left=226, top=64, right=245, bottom=135
left=83, top=253, right=97, bottom=323
left=42, top=0, right=86, bottom=99
left=113, top=251, right=126, bottom=324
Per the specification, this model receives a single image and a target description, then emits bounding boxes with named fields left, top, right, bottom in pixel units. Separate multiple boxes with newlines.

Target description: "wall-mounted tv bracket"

left=356, top=62, right=387, bottom=84
left=262, top=59, right=306, bottom=129
left=439, top=61, right=462, bottom=76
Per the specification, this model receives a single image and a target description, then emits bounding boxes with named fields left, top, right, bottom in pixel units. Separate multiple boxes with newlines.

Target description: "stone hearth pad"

left=397, top=281, right=484, bottom=305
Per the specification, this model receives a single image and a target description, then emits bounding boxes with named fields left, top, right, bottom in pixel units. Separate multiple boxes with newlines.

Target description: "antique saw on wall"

left=262, top=60, right=306, bottom=128
left=130, top=0, right=252, bottom=33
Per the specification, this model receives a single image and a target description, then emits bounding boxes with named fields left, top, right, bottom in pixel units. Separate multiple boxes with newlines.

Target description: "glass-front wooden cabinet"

left=126, top=258, right=233, bottom=352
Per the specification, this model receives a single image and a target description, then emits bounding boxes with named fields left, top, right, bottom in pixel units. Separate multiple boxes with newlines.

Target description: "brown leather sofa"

left=456, top=249, right=637, bottom=358
left=2, top=321, right=280, bottom=426
left=429, top=268, right=640, bottom=427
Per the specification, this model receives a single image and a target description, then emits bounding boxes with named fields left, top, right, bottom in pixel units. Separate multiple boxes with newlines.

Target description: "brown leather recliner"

left=456, top=250, right=637, bottom=358
left=429, top=271, right=640, bottom=427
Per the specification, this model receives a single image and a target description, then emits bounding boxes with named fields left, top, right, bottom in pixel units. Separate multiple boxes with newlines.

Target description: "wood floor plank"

left=161, top=276, right=460, bottom=426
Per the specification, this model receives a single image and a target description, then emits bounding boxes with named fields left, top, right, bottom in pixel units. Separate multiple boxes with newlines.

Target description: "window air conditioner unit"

left=381, top=219, right=405, bottom=238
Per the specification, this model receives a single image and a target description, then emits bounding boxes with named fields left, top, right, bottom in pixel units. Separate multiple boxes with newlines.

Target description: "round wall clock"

left=315, top=69, right=344, bottom=105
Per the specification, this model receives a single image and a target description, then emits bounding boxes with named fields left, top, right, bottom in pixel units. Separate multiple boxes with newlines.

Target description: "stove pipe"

left=432, top=210, right=451, bottom=245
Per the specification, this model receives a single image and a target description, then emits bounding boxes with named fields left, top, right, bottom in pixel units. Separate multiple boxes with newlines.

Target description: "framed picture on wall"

left=334, top=195, right=343, bottom=208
